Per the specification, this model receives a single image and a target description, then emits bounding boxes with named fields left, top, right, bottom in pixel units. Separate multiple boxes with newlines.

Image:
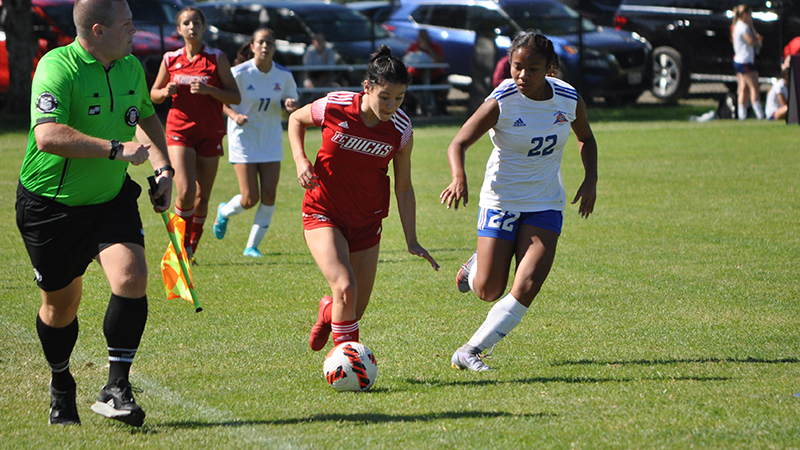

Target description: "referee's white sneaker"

left=451, top=349, right=493, bottom=372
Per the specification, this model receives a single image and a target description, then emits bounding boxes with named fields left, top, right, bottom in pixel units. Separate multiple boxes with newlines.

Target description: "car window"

left=409, top=5, right=433, bottom=24
left=503, top=2, right=596, bottom=35
left=467, top=6, right=510, bottom=33
left=300, top=8, right=390, bottom=42
left=619, top=0, right=728, bottom=7
left=428, top=5, right=469, bottom=29
left=129, top=1, right=180, bottom=25
left=34, top=4, right=75, bottom=37
left=198, top=4, right=261, bottom=36
left=371, top=5, right=399, bottom=23
left=265, top=8, right=308, bottom=41
left=231, top=6, right=265, bottom=36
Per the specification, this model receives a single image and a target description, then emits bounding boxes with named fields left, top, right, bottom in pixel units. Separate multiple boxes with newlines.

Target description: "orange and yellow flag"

left=159, top=212, right=201, bottom=312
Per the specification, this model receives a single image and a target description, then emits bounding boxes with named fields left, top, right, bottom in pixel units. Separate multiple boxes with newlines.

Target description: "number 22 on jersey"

left=528, top=134, right=557, bottom=157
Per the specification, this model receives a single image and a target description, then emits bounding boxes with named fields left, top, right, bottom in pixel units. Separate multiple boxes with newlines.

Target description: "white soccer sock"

left=246, top=203, right=275, bottom=249
left=738, top=104, right=748, bottom=120
left=752, top=101, right=765, bottom=120
left=467, top=254, right=477, bottom=293
left=221, top=194, right=245, bottom=218
left=466, top=293, right=528, bottom=352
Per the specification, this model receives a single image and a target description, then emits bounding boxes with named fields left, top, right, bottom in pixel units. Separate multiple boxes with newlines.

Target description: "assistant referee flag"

left=160, top=212, right=202, bottom=312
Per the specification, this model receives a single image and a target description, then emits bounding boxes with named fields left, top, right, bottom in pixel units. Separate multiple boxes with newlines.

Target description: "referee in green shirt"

left=16, top=0, right=172, bottom=427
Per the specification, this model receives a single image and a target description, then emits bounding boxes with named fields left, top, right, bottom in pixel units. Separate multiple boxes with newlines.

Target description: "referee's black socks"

left=36, top=315, right=78, bottom=392
left=104, top=294, right=148, bottom=384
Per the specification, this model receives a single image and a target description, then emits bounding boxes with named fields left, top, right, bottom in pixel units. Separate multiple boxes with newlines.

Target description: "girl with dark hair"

left=214, top=29, right=299, bottom=257
left=289, top=45, right=439, bottom=352
left=150, top=6, right=241, bottom=263
left=441, top=32, right=598, bottom=371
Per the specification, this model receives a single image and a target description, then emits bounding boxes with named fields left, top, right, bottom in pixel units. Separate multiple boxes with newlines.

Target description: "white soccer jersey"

left=226, top=60, right=298, bottom=163
left=765, top=78, right=787, bottom=119
left=732, top=21, right=756, bottom=64
left=479, top=77, right=578, bottom=212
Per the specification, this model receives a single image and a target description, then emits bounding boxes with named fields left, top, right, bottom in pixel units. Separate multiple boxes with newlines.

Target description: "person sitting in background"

left=303, top=33, right=341, bottom=96
left=765, top=66, right=790, bottom=121
left=404, top=29, right=449, bottom=115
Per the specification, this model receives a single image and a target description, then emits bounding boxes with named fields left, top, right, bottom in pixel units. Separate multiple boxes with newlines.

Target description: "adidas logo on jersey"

left=338, top=121, right=349, bottom=129
left=247, top=84, right=255, bottom=90
left=513, top=118, right=526, bottom=127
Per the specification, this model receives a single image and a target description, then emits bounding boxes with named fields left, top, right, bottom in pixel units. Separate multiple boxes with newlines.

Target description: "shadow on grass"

left=551, top=357, right=800, bottom=367
left=154, top=410, right=554, bottom=431
left=406, top=375, right=729, bottom=388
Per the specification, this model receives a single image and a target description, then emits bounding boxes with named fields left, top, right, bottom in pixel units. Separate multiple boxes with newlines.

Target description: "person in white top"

left=215, top=29, right=299, bottom=257
left=440, top=31, right=597, bottom=372
left=732, top=4, right=765, bottom=120
left=765, top=66, right=790, bottom=120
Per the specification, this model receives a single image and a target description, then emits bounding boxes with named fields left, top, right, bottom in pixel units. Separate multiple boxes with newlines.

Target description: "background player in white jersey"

left=440, top=31, right=598, bottom=372
left=215, top=29, right=299, bottom=257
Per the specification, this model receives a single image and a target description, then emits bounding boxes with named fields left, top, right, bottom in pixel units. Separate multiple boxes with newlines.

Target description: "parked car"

left=382, top=0, right=650, bottom=103
left=559, top=0, right=622, bottom=26
left=196, top=0, right=413, bottom=69
left=0, top=0, right=181, bottom=96
left=347, top=1, right=402, bottom=25
left=127, top=0, right=251, bottom=73
left=614, top=0, right=800, bottom=102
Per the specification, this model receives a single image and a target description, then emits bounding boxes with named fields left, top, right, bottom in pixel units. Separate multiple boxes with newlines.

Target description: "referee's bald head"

left=74, top=0, right=126, bottom=38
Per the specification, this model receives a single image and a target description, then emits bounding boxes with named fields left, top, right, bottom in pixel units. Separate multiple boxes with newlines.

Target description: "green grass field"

left=1, top=105, right=799, bottom=449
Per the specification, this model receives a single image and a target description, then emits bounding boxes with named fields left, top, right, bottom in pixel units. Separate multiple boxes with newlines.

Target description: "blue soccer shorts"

left=476, top=208, right=563, bottom=241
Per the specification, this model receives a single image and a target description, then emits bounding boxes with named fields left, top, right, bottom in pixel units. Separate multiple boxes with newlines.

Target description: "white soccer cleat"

left=451, top=349, right=493, bottom=372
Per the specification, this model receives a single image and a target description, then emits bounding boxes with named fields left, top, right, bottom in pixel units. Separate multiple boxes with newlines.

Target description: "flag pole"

left=149, top=176, right=202, bottom=312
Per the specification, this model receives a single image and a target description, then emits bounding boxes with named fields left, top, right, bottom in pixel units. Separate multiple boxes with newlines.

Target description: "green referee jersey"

left=19, top=40, right=156, bottom=206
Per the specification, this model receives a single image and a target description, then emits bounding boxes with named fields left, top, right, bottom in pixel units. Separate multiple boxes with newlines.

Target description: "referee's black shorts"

left=16, top=175, right=146, bottom=292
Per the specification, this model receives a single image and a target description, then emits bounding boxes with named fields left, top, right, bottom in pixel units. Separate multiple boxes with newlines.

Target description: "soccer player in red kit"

left=289, top=45, right=439, bottom=352
left=150, top=6, right=240, bottom=262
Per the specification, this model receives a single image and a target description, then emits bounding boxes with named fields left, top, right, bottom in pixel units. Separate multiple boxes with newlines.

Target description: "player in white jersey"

left=214, top=29, right=299, bottom=257
left=440, top=31, right=598, bottom=372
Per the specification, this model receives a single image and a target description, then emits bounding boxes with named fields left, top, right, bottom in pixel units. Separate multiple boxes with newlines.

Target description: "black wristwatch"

left=109, top=139, right=122, bottom=160
left=154, top=165, right=175, bottom=177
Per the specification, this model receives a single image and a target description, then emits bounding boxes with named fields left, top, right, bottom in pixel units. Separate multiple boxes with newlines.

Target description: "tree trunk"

left=2, top=0, right=35, bottom=116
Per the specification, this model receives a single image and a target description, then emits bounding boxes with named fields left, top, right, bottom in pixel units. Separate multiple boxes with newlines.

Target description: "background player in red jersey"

left=150, top=6, right=240, bottom=262
left=288, top=45, right=439, bottom=352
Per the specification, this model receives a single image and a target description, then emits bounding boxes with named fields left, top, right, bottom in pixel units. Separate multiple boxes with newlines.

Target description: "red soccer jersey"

left=163, top=46, right=226, bottom=138
left=303, top=91, right=413, bottom=228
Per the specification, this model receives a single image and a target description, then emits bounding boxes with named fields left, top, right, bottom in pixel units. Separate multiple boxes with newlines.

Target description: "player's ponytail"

left=365, top=45, right=411, bottom=87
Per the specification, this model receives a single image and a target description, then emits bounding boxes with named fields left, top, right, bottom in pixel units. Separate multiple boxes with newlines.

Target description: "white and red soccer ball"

left=323, top=342, right=378, bottom=392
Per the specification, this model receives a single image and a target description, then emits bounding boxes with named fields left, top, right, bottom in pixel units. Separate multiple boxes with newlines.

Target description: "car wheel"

left=651, top=46, right=690, bottom=103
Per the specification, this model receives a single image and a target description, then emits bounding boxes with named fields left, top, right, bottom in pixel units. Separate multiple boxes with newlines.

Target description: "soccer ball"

left=323, top=342, right=378, bottom=392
